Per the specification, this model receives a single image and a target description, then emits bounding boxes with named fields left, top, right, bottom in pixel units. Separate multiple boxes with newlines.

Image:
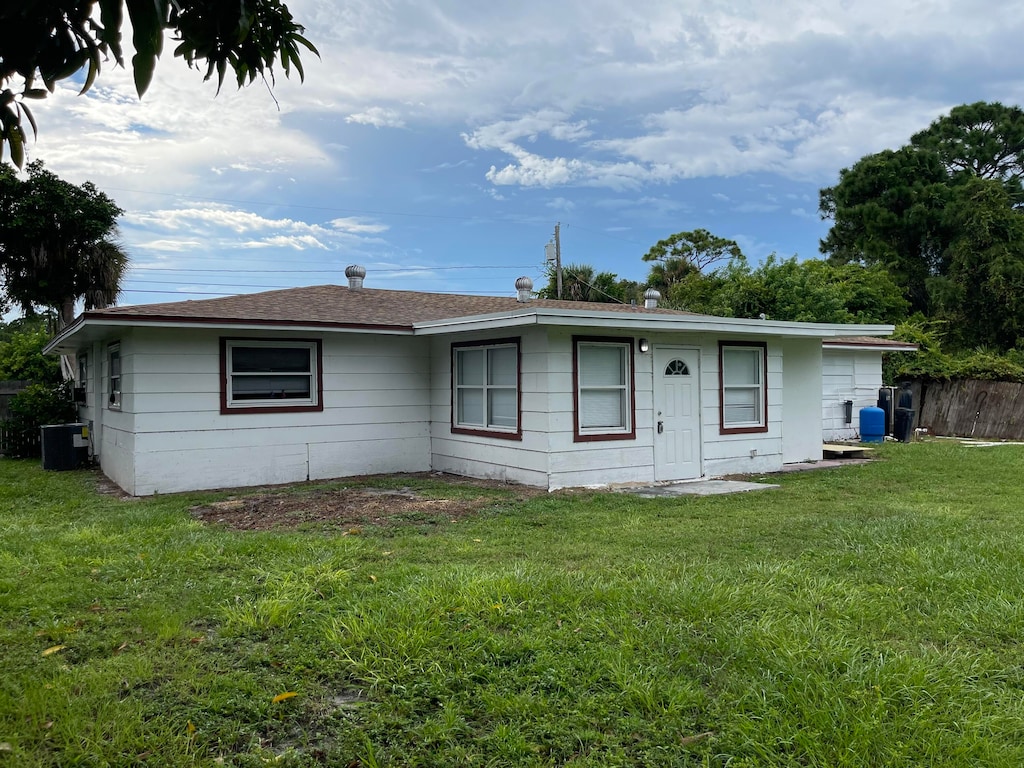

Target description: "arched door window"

left=664, top=359, right=690, bottom=376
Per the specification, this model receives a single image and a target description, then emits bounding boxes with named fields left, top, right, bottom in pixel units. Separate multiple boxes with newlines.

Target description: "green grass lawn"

left=2, top=441, right=1024, bottom=767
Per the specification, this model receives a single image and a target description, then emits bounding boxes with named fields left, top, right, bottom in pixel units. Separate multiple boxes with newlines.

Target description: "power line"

left=127, top=281, right=308, bottom=289
left=564, top=222, right=650, bottom=248
left=127, top=264, right=537, bottom=274
left=118, top=288, right=515, bottom=297
left=560, top=266, right=629, bottom=305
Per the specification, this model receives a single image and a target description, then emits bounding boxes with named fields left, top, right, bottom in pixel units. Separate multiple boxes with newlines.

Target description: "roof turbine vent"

left=515, top=276, right=534, bottom=303
left=644, top=288, right=661, bottom=309
left=345, top=264, right=366, bottom=291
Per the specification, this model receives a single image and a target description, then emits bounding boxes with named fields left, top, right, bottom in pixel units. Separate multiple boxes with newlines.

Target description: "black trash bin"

left=877, top=387, right=893, bottom=435
left=893, top=408, right=915, bottom=443
left=40, top=423, right=89, bottom=471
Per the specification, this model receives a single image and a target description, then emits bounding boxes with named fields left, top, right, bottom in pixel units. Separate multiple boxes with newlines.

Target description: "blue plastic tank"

left=860, top=406, right=885, bottom=443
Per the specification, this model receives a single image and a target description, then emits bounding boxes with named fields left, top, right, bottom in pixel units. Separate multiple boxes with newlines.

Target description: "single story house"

left=821, top=336, right=919, bottom=441
left=45, top=267, right=898, bottom=496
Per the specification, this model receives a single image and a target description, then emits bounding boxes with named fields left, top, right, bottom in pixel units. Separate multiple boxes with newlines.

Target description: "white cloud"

left=240, top=235, right=330, bottom=250
left=462, top=110, right=592, bottom=151
left=345, top=107, right=406, bottom=128
left=546, top=197, right=576, bottom=211
left=127, top=207, right=309, bottom=234
left=134, top=239, right=205, bottom=252
left=329, top=217, right=391, bottom=233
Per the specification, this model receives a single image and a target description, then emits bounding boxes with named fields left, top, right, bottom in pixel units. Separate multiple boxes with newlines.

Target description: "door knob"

left=657, top=421, right=664, bottom=434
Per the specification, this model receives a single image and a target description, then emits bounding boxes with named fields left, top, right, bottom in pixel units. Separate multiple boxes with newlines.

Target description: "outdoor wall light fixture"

left=638, top=338, right=650, bottom=353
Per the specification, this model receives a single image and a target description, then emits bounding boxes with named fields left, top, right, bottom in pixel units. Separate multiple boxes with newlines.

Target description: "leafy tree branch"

left=0, top=0, right=318, bottom=166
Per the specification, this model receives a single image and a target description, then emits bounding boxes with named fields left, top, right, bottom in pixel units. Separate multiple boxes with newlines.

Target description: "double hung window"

left=452, top=340, right=520, bottom=438
left=108, top=343, right=121, bottom=409
left=574, top=337, right=635, bottom=441
left=719, top=342, right=768, bottom=433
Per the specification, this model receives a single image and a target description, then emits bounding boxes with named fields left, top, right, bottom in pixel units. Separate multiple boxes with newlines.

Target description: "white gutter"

left=413, top=307, right=895, bottom=338
left=823, top=343, right=917, bottom=352
left=43, top=316, right=415, bottom=355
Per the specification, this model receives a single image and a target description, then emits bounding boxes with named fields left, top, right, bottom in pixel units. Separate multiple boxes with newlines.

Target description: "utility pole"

left=544, top=223, right=564, bottom=299
left=554, top=222, right=562, bottom=300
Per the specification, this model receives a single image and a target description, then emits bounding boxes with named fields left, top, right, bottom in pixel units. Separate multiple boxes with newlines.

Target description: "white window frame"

left=451, top=340, right=521, bottom=438
left=223, top=339, right=321, bottom=412
left=719, top=342, right=768, bottom=434
left=574, top=337, right=635, bottom=442
left=107, top=343, right=121, bottom=410
left=74, top=353, right=88, bottom=405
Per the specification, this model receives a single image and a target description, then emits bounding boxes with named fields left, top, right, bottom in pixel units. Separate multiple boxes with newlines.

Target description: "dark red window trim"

left=450, top=337, right=523, bottom=441
left=718, top=340, right=769, bottom=435
left=572, top=335, right=637, bottom=443
left=220, top=337, right=324, bottom=415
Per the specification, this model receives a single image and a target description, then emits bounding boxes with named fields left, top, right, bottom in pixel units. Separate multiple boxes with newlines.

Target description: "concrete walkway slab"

left=622, top=479, right=779, bottom=498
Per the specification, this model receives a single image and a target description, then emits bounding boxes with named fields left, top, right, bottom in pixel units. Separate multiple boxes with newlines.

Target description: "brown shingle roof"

left=85, top=285, right=696, bottom=328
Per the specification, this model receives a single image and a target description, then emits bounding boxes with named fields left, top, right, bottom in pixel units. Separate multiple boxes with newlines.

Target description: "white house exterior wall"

left=429, top=327, right=551, bottom=487
left=822, top=349, right=883, bottom=441
left=545, top=327, right=654, bottom=489
left=72, top=321, right=848, bottom=495
left=430, top=327, right=791, bottom=491
left=98, top=333, right=137, bottom=494
left=781, top=339, right=824, bottom=464
left=698, top=337, right=785, bottom=477
left=545, top=330, right=788, bottom=487
left=117, top=328, right=431, bottom=495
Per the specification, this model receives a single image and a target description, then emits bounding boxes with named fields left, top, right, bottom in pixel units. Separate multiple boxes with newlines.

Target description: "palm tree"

left=1, top=161, right=128, bottom=329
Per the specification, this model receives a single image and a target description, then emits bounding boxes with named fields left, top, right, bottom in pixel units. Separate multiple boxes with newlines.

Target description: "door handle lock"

left=657, top=420, right=664, bottom=434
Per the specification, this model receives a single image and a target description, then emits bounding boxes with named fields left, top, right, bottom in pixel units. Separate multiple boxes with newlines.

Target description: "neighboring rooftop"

left=825, top=336, right=918, bottom=351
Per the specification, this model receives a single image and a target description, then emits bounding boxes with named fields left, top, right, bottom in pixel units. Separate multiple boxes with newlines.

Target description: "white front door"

left=654, top=346, right=702, bottom=481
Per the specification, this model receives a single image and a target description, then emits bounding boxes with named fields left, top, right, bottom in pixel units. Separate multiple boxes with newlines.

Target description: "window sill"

left=451, top=425, right=522, bottom=441
left=222, top=403, right=323, bottom=415
left=574, top=429, right=636, bottom=443
left=719, top=424, right=769, bottom=435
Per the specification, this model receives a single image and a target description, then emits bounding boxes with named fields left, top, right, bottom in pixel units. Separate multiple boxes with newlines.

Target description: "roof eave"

left=44, top=304, right=900, bottom=355
left=414, top=307, right=896, bottom=337
left=43, top=315, right=87, bottom=356
left=42, top=314, right=416, bottom=355
left=823, top=342, right=919, bottom=352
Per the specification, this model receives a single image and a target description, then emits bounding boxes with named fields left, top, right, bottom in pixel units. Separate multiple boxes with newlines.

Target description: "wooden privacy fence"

left=0, top=380, right=30, bottom=421
left=912, top=379, right=1024, bottom=440
left=0, top=380, right=36, bottom=457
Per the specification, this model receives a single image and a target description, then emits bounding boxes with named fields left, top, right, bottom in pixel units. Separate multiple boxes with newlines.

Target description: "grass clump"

left=2, top=441, right=1024, bottom=765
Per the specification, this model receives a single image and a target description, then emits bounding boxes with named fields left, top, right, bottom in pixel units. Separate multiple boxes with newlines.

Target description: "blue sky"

left=14, top=0, right=1024, bottom=306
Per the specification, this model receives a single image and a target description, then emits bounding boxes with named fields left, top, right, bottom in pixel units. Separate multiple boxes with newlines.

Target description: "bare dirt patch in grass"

left=190, top=473, right=543, bottom=533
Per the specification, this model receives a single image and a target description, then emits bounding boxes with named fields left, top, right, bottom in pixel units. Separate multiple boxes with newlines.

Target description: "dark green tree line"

left=541, top=229, right=906, bottom=325
left=820, top=101, right=1024, bottom=351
